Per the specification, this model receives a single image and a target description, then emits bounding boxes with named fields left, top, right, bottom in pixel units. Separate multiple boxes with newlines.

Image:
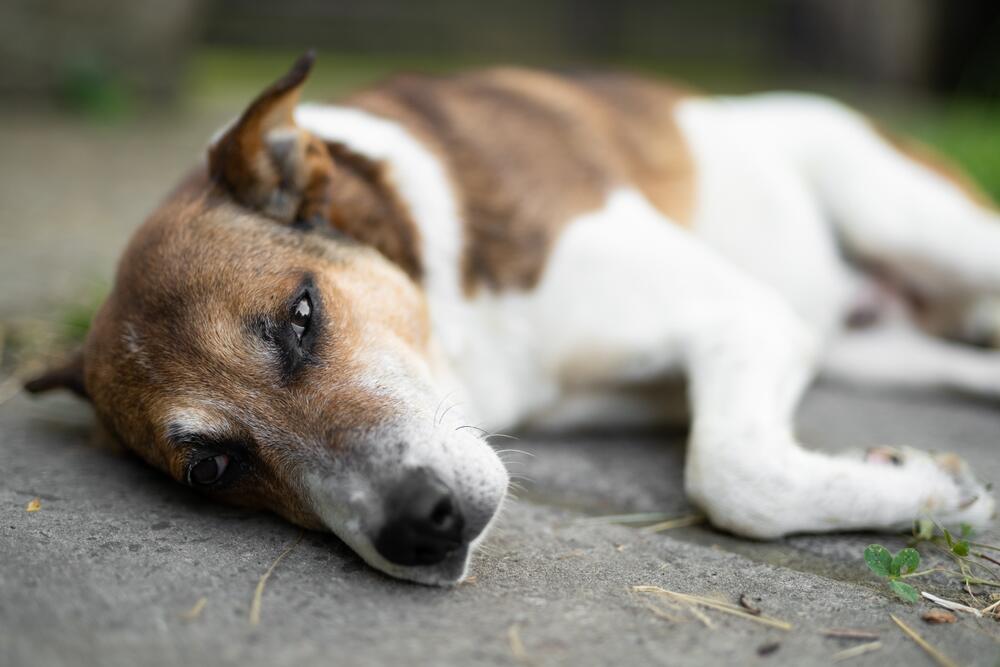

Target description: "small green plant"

left=915, top=519, right=971, bottom=557
left=862, top=521, right=1000, bottom=608
left=864, top=544, right=922, bottom=602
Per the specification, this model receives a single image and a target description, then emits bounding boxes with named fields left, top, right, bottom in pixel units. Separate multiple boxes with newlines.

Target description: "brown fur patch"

left=347, top=68, right=697, bottom=294
left=321, top=142, right=422, bottom=281
left=209, top=52, right=338, bottom=225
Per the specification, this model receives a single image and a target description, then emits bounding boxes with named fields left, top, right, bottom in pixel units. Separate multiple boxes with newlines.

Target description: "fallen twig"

left=890, top=614, right=959, bottom=667
left=757, top=642, right=780, bottom=656
left=739, top=593, right=762, bottom=615
left=921, top=609, right=957, bottom=624
left=832, top=641, right=882, bottom=662
left=978, top=552, right=1000, bottom=568
left=249, top=531, right=304, bottom=626
left=920, top=591, right=982, bottom=617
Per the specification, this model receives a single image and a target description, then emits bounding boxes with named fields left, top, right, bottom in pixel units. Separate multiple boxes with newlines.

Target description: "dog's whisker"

left=455, top=424, right=489, bottom=436
left=494, top=448, right=535, bottom=458
left=485, top=433, right=520, bottom=442
left=432, top=392, right=450, bottom=428
left=432, top=389, right=461, bottom=427
left=436, top=399, right=464, bottom=428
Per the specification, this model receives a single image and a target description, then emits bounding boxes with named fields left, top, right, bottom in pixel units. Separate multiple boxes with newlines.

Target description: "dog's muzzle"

left=374, top=467, right=465, bottom=566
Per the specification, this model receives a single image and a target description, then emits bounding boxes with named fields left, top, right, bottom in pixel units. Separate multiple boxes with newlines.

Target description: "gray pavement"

left=2, top=384, right=999, bottom=667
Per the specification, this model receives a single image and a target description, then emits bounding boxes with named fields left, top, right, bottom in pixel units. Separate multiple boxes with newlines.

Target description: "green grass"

left=183, top=48, right=482, bottom=111
left=895, top=102, right=1000, bottom=202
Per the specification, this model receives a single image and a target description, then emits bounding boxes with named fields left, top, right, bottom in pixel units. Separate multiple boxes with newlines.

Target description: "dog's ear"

left=208, top=49, right=335, bottom=224
left=24, top=350, right=89, bottom=400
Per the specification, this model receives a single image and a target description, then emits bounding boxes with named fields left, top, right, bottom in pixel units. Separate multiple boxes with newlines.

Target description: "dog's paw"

left=864, top=446, right=996, bottom=531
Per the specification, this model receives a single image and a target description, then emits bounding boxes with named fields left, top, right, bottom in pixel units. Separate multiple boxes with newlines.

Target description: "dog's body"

left=28, top=54, right=998, bottom=585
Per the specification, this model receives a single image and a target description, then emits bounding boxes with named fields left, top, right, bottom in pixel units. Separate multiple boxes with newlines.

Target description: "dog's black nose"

left=374, top=468, right=465, bottom=566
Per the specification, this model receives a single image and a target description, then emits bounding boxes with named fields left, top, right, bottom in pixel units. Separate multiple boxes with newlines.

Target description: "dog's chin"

left=341, top=533, right=472, bottom=586
left=366, top=546, right=472, bottom=586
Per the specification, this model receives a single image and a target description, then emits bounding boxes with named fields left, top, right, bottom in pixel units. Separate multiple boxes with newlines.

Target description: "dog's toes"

left=865, top=445, right=904, bottom=466
left=930, top=451, right=995, bottom=519
left=862, top=445, right=996, bottom=529
left=917, top=448, right=995, bottom=528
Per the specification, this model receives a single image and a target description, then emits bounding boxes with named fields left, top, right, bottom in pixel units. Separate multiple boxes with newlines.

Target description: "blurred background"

left=1, top=0, right=999, bottom=383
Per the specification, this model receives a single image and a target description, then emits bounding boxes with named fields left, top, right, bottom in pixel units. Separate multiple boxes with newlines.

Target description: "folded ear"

left=24, top=349, right=88, bottom=400
left=208, top=49, right=335, bottom=224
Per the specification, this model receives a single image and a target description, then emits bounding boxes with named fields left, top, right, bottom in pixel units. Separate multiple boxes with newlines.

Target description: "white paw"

left=865, top=446, right=996, bottom=530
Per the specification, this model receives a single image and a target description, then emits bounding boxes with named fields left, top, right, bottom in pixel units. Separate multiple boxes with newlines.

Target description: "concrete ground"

left=2, top=384, right=1000, bottom=667
left=1, top=106, right=999, bottom=667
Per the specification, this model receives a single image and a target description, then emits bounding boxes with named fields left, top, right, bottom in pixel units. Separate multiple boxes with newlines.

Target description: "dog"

left=26, top=52, right=997, bottom=586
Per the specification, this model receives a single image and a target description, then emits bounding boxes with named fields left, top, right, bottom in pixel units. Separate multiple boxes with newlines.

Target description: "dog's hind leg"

left=720, top=94, right=1000, bottom=300
left=822, top=309, right=1000, bottom=398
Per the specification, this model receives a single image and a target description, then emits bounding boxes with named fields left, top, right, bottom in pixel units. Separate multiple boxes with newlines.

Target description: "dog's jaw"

left=300, top=417, right=509, bottom=586
left=304, top=465, right=506, bottom=586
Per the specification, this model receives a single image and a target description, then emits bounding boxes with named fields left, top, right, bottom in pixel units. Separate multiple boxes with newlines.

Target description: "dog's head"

left=26, top=53, right=508, bottom=586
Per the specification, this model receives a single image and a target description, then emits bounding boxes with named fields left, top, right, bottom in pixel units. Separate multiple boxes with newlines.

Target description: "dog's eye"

left=291, top=295, right=312, bottom=342
left=188, top=453, right=229, bottom=486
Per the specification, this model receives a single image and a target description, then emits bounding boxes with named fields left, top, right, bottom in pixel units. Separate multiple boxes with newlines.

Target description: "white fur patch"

left=294, top=105, right=464, bottom=301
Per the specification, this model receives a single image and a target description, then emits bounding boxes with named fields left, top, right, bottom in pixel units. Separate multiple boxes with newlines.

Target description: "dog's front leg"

left=681, top=295, right=995, bottom=538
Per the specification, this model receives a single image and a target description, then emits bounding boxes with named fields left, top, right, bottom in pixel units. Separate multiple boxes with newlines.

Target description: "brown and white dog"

left=27, top=52, right=998, bottom=585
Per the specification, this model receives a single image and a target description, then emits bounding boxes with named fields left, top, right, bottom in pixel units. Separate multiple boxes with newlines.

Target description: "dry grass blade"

left=832, top=641, right=882, bottom=662
left=249, top=531, right=304, bottom=626
left=574, top=512, right=676, bottom=526
left=640, top=514, right=706, bottom=533
left=890, top=614, right=959, bottom=667
left=179, top=597, right=207, bottom=621
left=25, top=497, right=41, bottom=512
left=821, top=628, right=880, bottom=641
left=508, top=623, right=532, bottom=665
left=0, top=374, right=24, bottom=408
left=921, top=591, right=982, bottom=617
left=685, top=602, right=715, bottom=628
left=632, top=586, right=792, bottom=630
left=640, top=599, right=688, bottom=623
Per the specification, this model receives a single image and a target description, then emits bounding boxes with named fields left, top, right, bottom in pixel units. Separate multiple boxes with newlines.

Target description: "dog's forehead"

left=120, top=201, right=330, bottom=295
left=84, top=189, right=324, bottom=435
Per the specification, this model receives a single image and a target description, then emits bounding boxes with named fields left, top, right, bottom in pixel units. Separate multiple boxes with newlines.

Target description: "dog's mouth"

left=348, top=538, right=474, bottom=586
left=304, top=461, right=507, bottom=586
left=326, top=510, right=497, bottom=587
